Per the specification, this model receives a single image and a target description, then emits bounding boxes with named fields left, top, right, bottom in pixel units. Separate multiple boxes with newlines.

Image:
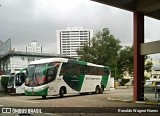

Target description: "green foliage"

left=77, top=28, right=122, bottom=77
left=77, top=28, right=153, bottom=80
left=117, top=46, right=153, bottom=79
left=116, top=46, right=133, bottom=79
left=144, top=56, right=153, bottom=73
left=1, top=76, right=9, bottom=91
left=144, top=76, right=150, bottom=80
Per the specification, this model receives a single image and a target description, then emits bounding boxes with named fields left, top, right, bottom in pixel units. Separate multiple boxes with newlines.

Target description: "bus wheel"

left=99, top=86, right=104, bottom=94
left=95, top=86, right=100, bottom=94
left=99, top=87, right=103, bottom=94
left=42, top=96, right=46, bottom=99
left=59, top=87, right=64, bottom=98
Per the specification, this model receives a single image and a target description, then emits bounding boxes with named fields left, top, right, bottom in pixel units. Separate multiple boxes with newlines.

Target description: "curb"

left=107, top=97, right=132, bottom=102
left=108, top=97, right=160, bottom=105
left=135, top=101, right=160, bottom=106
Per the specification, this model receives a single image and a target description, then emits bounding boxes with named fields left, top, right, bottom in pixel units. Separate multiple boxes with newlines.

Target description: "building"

left=0, top=51, right=66, bottom=74
left=25, top=41, right=42, bottom=53
left=57, top=27, right=94, bottom=58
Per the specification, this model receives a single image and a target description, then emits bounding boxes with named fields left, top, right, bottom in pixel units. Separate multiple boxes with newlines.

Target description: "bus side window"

left=80, top=65, right=88, bottom=75
left=47, top=67, right=57, bottom=81
left=89, top=66, right=98, bottom=75
left=70, top=64, right=80, bottom=75
left=60, top=68, right=65, bottom=75
left=80, top=65, right=85, bottom=74
left=99, top=68, right=104, bottom=75
left=60, top=63, right=70, bottom=75
left=104, top=69, right=109, bottom=76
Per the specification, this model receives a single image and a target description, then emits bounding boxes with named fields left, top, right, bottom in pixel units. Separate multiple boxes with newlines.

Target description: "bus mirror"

left=20, top=68, right=27, bottom=73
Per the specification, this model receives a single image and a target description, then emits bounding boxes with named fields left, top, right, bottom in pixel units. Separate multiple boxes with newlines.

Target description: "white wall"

left=9, top=56, right=47, bottom=73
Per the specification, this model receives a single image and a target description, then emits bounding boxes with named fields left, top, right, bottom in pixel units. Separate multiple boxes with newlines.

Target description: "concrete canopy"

left=92, top=0, right=160, bottom=20
left=92, top=0, right=160, bottom=101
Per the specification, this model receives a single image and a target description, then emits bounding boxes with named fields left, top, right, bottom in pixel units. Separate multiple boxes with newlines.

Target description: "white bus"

left=7, top=69, right=26, bottom=94
left=24, top=58, right=110, bottom=98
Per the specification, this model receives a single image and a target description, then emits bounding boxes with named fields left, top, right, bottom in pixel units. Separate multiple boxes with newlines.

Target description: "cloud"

left=0, top=0, right=159, bottom=53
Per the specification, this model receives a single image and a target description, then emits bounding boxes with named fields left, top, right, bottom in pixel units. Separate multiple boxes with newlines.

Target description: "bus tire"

left=99, top=87, right=103, bottom=94
left=95, top=86, right=100, bottom=94
left=42, top=96, right=46, bottom=99
left=59, top=87, right=65, bottom=98
left=99, top=86, right=104, bottom=94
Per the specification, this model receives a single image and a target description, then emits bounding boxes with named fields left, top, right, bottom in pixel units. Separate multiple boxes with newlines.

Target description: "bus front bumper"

left=25, top=87, right=49, bottom=96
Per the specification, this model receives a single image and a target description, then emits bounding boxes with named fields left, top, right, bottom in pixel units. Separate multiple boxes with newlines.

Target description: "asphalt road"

left=0, top=88, right=159, bottom=116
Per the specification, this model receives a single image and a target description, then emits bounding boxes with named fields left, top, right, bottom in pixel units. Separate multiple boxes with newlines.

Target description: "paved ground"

left=0, top=87, right=159, bottom=116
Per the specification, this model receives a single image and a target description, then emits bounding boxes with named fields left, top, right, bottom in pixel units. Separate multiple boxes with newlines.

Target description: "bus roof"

left=29, top=58, right=110, bottom=69
left=29, top=58, right=69, bottom=65
left=68, top=59, right=105, bottom=68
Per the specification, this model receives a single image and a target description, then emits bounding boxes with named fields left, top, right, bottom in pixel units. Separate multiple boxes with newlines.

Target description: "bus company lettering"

left=86, top=77, right=100, bottom=80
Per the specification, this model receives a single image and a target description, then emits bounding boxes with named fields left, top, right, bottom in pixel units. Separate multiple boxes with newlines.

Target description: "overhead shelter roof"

left=92, top=0, right=160, bottom=20
left=0, top=51, right=74, bottom=59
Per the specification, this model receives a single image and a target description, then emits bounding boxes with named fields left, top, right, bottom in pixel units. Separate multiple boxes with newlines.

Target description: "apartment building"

left=25, top=41, right=42, bottom=53
left=57, top=27, right=94, bottom=58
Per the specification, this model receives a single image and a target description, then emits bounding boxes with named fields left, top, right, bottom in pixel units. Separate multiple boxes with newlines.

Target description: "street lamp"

left=115, top=52, right=120, bottom=80
left=115, top=60, right=117, bottom=80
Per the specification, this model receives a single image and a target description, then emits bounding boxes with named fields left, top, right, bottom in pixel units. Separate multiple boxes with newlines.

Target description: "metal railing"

left=143, top=81, right=160, bottom=101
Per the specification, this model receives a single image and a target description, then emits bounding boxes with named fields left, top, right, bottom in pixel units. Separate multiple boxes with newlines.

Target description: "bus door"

left=15, top=73, right=26, bottom=93
left=45, top=63, right=60, bottom=94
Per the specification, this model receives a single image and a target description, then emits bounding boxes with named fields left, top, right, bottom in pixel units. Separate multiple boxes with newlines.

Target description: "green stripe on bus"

left=68, top=60, right=87, bottom=65
left=101, top=75, right=109, bottom=88
left=101, top=67, right=110, bottom=88
left=63, top=74, right=85, bottom=91
left=25, top=87, right=48, bottom=96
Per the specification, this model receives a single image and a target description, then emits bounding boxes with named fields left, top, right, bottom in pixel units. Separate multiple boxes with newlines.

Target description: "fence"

left=143, top=81, right=160, bottom=101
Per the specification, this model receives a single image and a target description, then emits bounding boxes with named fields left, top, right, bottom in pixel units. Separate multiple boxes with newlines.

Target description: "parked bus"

left=7, top=69, right=26, bottom=94
left=24, top=58, right=110, bottom=98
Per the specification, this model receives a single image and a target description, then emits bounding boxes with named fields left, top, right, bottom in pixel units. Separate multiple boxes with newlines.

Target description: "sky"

left=0, top=0, right=160, bottom=54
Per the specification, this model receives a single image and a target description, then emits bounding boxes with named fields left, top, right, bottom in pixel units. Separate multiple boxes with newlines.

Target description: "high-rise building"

left=56, top=27, right=94, bottom=58
left=25, top=41, right=42, bottom=53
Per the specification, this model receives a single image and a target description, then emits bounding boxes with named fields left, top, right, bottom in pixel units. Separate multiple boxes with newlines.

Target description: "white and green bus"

left=24, top=58, right=110, bottom=98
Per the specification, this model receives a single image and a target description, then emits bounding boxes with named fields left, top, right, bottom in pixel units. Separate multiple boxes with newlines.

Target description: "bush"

left=144, top=76, right=150, bottom=80
left=1, top=76, right=9, bottom=91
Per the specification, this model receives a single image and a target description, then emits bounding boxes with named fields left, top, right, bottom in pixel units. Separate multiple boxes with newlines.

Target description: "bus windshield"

left=8, top=76, right=14, bottom=86
left=25, top=62, right=59, bottom=87
left=15, top=73, right=26, bottom=86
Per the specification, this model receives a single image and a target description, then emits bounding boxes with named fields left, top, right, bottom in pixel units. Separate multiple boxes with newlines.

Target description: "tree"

left=144, top=56, right=153, bottom=73
left=116, top=46, right=133, bottom=79
left=117, top=46, right=153, bottom=79
left=77, top=28, right=122, bottom=77
left=77, top=28, right=153, bottom=80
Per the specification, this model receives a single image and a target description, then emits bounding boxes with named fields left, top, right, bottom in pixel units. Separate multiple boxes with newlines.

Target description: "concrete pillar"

left=133, top=12, right=144, bottom=101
